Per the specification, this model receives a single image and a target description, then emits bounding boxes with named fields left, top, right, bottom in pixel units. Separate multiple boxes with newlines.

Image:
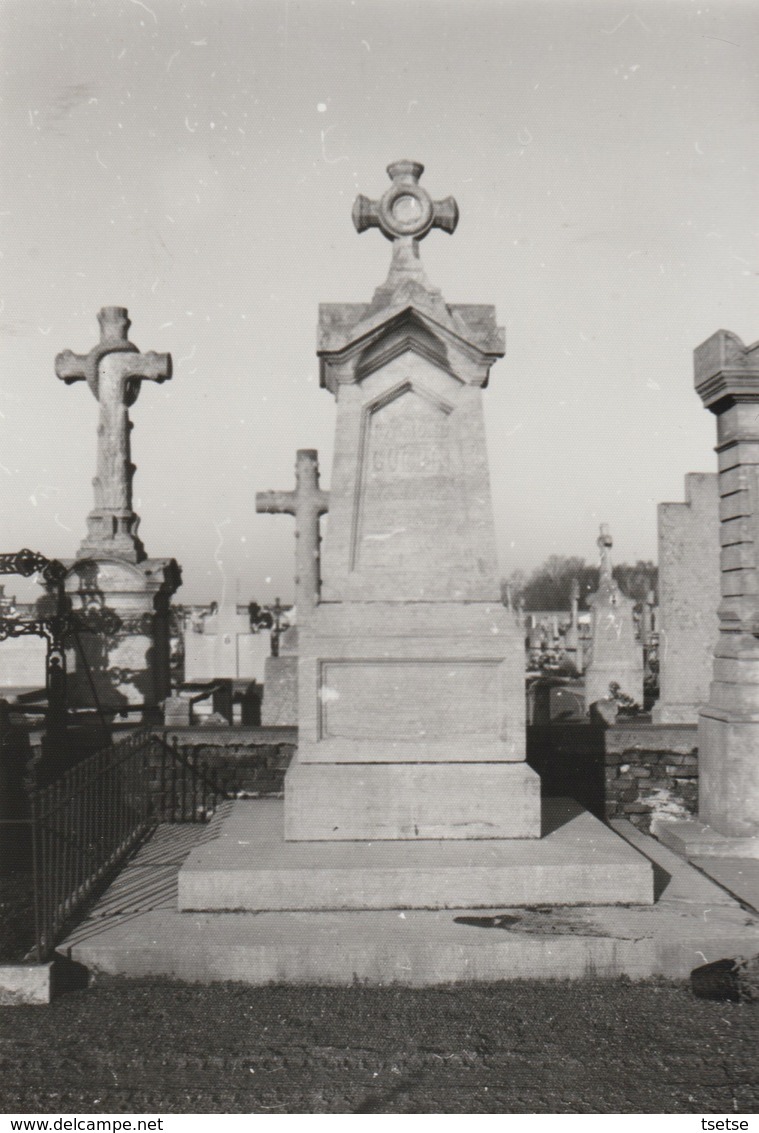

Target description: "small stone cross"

left=56, top=307, right=172, bottom=561
left=256, top=450, right=329, bottom=619
left=353, top=160, right=458, bottom=244
left=597, top=523, right=614, bottom=584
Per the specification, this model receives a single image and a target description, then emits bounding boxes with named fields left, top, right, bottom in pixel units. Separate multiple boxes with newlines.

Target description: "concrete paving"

left=59, top=800, right=759, bottom=985
left=178, top=798, right=654, bottom=911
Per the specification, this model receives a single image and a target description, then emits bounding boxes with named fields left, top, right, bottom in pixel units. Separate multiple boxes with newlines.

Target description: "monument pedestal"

left=290, top=600, right=538, bottom=840
left=285, top=759, right=539, bottom=841
left=178, top=798, right=654, bottom=910
left=65, top=556, right=180, bottom=716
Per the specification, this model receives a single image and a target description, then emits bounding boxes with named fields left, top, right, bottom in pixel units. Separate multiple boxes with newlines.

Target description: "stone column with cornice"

left=693, top=329, right=759, bottom=839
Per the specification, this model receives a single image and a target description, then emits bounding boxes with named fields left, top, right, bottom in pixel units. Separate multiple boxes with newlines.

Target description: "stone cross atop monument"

left=353, top=160, right=458, bottom=245
left=56, top=307, right=172, bottom=562
left=256, top=450, right=329, bottom=620
left=352, top=161, right=460, bottom=316
left=597, top=523, right=614, bottom=586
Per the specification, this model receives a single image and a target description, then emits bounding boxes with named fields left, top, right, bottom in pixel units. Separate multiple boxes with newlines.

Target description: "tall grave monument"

left=181, top=161, right=652, bottom=917
left=691, top=332, right=759, bottom=842
left=287, top=160, right=537, bottom=840
left=56, top=307, right=181, bottom=716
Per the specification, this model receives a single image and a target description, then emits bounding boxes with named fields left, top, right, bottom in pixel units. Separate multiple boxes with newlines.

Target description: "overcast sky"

left=1, top=0, right=756, bottom=604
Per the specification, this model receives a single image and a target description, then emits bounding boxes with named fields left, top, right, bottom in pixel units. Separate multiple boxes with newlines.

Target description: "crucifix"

left=256, top=449, right=329, bottom=619
left=55, top=307, right=172, bottom=562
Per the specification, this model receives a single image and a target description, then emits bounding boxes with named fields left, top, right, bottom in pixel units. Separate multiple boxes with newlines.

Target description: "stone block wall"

left=155, top=725, right=297, bottom=798
left=603, top=721, right=698, bottom=832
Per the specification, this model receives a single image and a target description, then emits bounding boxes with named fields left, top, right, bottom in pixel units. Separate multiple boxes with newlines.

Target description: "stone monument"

left=256, top=449, right=329, bottom=725
left=652, top=473, right=720, bottom=724
left=691, top=332, right=759, bottom=841
left=584, top=524, right=644, bottom=710
left=56, top=307, right=181, bottom=716
left=180, top=162, right=652, bottom=915
left=287, top=160, right=537, bottom=841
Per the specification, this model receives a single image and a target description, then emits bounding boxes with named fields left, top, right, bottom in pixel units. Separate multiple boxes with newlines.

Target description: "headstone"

left=694, top=330, right=759, bottom=839
left=56, top=308, right=181, bottom=716
left=652, top=473, right=720, bottom=723
left=255, top=450, right=329, bottom=725
left=286, top=160, right=539, bottom=840
left=584, top=524, right=644, bottom=711
left=183, top=601, right=269, bottom=683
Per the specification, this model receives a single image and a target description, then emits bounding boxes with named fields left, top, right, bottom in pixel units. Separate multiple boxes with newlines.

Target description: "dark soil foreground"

left=0, top=978, right=757, bottom=1114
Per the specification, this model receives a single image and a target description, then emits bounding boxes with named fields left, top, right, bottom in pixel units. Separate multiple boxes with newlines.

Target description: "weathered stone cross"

left=353, top=160, right=458, bottom=244
left=352, top=161, right=458, bottom=286
left=256, top=450, right=329, bottom=619
left=56, top=307, right=172, bottom=562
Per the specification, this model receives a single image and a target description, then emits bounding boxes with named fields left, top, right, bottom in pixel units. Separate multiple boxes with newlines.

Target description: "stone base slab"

left=61, top=813, right=759, bottom=985
left=284, top=758, right=541, bottom=840
left=0, top=963, right=53, bottom=1006
left=651, top=703, right=701, bottom=725
left=653, top=816, right=759, bottom=860
left=260, top=656, right=298, bottom=726
left=178, top=798, right=653, bottom=911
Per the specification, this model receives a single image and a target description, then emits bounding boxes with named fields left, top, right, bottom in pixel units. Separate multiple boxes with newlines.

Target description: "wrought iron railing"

left=29, top=729, right=224, bottom=961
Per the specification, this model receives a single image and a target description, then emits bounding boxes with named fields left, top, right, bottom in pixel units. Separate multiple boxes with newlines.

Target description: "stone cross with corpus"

left=256, top=450, right=329, bottom=619
left=55, top=307, right=172, bottom=562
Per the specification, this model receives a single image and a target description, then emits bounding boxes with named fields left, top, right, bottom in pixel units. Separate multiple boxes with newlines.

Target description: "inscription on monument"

left=319, top=659, right=502, bottom=742
left=353, top=386, right=466, bottom=580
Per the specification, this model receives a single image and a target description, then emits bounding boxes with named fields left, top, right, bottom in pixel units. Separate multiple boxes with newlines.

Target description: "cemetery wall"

left=603, top=721, right=698, bottom=832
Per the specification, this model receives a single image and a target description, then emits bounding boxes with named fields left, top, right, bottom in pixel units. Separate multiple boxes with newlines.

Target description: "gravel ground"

left=0, top=978, right=757, bottom=1113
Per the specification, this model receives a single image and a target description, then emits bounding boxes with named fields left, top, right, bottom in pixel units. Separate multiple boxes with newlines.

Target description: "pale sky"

left=1, top=0, right=756, bottom=603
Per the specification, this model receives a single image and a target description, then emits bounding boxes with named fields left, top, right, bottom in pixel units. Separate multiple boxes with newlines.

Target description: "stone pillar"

left=56, top=309, right=181, bottom=718
left=564, top=578, right=582, bottom=672
left=695, top=329, right=759, bottom=838
left=652, top=473, right=720, bottom=724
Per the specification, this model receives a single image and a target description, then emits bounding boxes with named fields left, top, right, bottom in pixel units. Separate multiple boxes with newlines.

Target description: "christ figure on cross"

left=55, top=307, right=172, bottom=562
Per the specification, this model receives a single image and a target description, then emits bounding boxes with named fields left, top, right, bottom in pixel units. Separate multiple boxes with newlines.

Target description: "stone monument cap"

left=352, top=160, right=459, bottom=244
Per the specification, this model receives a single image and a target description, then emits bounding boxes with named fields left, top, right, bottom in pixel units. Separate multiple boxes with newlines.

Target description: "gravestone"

left=584, top=525, right=644, bottom=710
left=287, top=160, right=537, bottom=840
left=655, top=330, right=759, bottom=853
left=56, top=308, right=181, bottom=715
left=256, top=449, right=329, bottom=725
left=563, top=578, right=583, bottom=673
left=183, top=599, right=269, bottom=683
left=179, top=161, right=653, bottom=916
left=652, top=473, right=720, bottom=723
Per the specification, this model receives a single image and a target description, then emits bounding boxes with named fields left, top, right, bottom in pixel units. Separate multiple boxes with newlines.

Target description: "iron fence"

left=29, top=729, right=224, bottom=961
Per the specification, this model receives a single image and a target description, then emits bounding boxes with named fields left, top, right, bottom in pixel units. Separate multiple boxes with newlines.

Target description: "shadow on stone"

left=51, top=954, right=90, bottom=997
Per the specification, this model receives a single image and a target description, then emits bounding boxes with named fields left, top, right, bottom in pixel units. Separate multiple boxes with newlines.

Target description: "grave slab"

left=60, top=811, right=759, bottom=985
left=653, top=816, right=759, bottom=860
left=177, top=798, right=653, bottom=910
